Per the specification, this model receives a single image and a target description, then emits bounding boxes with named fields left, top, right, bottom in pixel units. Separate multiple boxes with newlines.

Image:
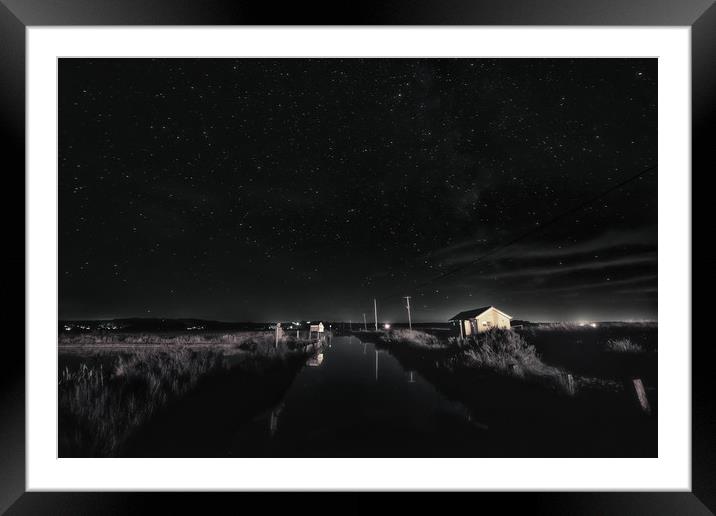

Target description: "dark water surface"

left=226, top=336, right=485, bottom=457
left=123, top=336, right=486, bottom=457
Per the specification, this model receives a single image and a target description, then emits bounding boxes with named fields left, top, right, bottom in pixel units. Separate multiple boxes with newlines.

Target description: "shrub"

left=606, top=338, right=644, bottom=353
left=461, top=330, right=541, bottom=374
left=458, top=329, right=575, bottom=394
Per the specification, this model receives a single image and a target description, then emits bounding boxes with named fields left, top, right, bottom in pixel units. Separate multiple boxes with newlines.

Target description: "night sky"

left=59, top=58, right=657, bottom=323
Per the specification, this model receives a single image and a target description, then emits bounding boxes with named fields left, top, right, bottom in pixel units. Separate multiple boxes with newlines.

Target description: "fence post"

left=632, top=378, right=651, bottom=414
left=566, top=373, right=575, bottom=396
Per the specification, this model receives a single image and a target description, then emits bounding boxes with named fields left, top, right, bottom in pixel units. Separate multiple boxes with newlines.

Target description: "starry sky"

left=59, top=58, right=657, bottom=323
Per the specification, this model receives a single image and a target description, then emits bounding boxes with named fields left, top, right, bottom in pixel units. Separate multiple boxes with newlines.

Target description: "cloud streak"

left=430, top=226, right=656, bottom=268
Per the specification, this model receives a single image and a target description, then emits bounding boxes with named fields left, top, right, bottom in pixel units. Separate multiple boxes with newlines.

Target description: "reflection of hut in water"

left=306, top=352, right=324, bottom=367
left=449, top=306, right=512, bottom=337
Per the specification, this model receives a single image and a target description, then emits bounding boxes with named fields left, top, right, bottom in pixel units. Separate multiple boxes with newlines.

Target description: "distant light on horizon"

left=577, top=321, right=599, bottom=328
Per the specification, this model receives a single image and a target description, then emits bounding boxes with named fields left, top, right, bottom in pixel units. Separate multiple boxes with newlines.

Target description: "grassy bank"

left=379, top=326, right=649, bottom=396
left=59, top=331, right=324, bottom=457
left=381, top=328, right=579, bottom=395
left=455, top=331, right=570, bottom=386
left=380, top=328, right=447, bottom=348
left=375, top=327, right=656, bottom=456
left=59, top=330, right=316, bottom=351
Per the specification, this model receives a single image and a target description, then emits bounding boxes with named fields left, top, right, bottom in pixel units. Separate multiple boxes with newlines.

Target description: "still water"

left=126, top=335, right=487, bottom=457
left=227, top=336, right=485, bottom=457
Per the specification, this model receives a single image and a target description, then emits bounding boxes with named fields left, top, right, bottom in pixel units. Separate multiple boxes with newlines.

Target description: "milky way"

left=59, top=58, right=657, bottom=322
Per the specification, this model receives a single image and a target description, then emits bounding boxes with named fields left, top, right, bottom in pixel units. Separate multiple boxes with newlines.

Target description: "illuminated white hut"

left=449, top=306, right=512, bottom=337
left=309, top=321, right=325, bottom=339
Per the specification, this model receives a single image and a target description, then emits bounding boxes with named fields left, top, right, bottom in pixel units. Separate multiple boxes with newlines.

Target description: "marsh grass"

left=59, top=332, right=323, bottom=457
left=59, top=347, right=227, bottom=457
left=458, top=330, right=563, bottom=376
left=454, top=330, right=627, bottom=395
left=59, top=331, right=309, bottom=349
left=443, top=329, right=586, bottom=396
left=380, top=329, right=446, bottom=348
left=380, top=328, right=630, bottom=397
left=380, top=328, right=576, bottom=394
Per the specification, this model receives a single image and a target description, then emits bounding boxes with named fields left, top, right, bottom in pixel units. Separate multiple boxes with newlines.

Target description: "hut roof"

left=449, top=306, right=512, bottom=321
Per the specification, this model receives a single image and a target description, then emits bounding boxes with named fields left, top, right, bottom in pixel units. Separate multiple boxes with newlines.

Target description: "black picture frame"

left=1, top=1, right=712, bottom=513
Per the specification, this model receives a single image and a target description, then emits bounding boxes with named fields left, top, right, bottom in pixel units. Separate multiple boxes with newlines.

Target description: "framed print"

left=1, top=0, right=713, bottom=513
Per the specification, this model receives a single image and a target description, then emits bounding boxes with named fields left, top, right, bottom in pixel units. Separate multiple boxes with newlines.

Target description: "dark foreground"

left=58, top=325, right=657, bottom=457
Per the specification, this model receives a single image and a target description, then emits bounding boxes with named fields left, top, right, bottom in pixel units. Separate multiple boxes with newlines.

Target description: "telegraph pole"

left=403, top=296, right=412, bottom=330
left=373, top=298, right=378, bottom=331
left=363, top=313, right=367, bottom=331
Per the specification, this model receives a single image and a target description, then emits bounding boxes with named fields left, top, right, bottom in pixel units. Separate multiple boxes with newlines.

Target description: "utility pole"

left=403, top=296, right=412, bottom=330
left=373, top=298, right=378, bottom=331
left=363, top=313, right=367, bottom=331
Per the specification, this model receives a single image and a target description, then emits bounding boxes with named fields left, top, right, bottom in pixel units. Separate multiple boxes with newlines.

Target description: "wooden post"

left=632, top=378, right=651, bottom=414
left=566, top=373, right=576, bottom=396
